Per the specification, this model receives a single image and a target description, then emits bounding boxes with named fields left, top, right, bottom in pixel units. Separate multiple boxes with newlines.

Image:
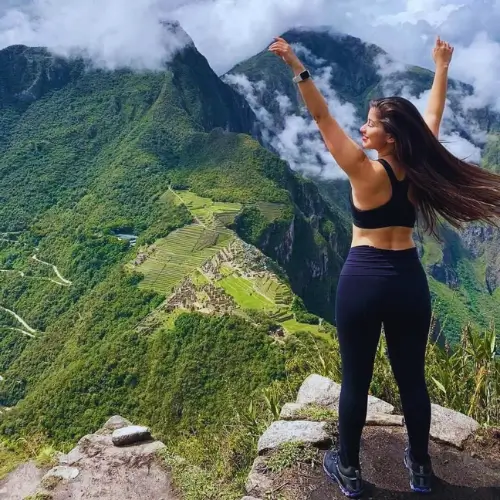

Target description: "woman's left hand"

left=268, top=37, right=302, bottom=68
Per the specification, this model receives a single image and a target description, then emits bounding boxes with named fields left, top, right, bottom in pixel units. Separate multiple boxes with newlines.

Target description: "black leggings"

left=335, top=245, right=432, bottom=468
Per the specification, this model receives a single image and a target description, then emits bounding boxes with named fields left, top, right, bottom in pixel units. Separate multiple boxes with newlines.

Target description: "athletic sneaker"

left=404, top=447, right=433, bottom=494
left=323, top=449, right=364, bottom=498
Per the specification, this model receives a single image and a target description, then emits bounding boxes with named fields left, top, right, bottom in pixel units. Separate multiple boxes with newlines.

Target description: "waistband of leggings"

left=341, top=245, right=423, bottom=276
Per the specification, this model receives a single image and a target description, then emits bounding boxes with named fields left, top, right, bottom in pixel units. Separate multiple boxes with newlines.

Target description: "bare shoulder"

left=349, top=158, right=387, bottom=189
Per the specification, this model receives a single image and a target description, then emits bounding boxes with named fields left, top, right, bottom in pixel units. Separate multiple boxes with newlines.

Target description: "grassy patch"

left=170, top=189, right=242, bottom=227
left=265, top=442, right=320, bottom=474
left=35, top=446, right=59, bottom=469
left=282, top=318, right=322, bottom=335
left=161, top=450, right=241, bottom=500
left=219, top=275, right=275, bottom=310
left=0, top=440, right=26, bottom=480
left=292, top=404, right=338, bottom=422
left=421, top=237, right=443, bottom=267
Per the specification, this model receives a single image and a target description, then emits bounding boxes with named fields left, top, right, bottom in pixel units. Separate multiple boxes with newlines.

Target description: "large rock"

left=112, top=425, right=152, bottom=446
left=257, top=420, right=332, bottom=454
left=296, top=374, right=339, bottom=407
left=295, top=374, right=394, bottom=415
left=430, top=404, right=479, bottom=448
left=59, top=445, right=86, bottom=466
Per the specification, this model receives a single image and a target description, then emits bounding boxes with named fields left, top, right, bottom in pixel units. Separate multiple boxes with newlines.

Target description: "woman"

left=269, top=36, right=500, bottom=497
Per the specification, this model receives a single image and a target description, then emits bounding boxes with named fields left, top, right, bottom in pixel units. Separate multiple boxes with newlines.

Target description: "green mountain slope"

left=0, top=26, right=350, bottom=446
left=226, top=28, right=500, bottom=343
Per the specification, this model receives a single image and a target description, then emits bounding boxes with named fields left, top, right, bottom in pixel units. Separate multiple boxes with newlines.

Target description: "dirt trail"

left=32, top=254, right=72, bottom=286
left=277, top=426, right=500, bottom=499
left=0, top=305, right=37, bottom=334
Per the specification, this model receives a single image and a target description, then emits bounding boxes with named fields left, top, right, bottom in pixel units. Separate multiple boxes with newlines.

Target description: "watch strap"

left=293, top=70, right=311, bottom=83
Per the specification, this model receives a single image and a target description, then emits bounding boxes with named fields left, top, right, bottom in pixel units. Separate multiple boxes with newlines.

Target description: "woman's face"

left=360, top=107, right=394, bottom=151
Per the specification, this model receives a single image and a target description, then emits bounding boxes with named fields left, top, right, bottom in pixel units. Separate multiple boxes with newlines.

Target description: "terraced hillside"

left=130, top=188, right=328, bottom=338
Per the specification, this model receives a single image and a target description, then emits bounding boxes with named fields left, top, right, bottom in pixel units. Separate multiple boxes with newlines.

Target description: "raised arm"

left=424, top=36, right=454, bottom=138
left=269, top=37, right=371, bottom=179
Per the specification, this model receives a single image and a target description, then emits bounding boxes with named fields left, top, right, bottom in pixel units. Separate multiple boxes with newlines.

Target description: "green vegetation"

left=265, top=442, right=320, bottom=474
left=286, top=404, right=338, bottom=422
left=219, top=275, right=275, bottom=310
left=156, top=324, right=499, bottom=499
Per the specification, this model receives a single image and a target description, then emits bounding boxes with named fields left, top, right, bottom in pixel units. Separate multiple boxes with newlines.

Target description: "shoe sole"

left=323, top=456, right=364, bottom=498
left=404, top=455, right=432, bottom=494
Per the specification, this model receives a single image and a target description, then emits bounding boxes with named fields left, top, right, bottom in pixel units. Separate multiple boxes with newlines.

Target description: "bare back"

left=349, top=159, right=416, bottom=250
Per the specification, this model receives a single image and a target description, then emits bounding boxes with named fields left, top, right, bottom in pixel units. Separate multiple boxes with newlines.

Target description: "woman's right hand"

left=432, top=36, right=454, bottom=68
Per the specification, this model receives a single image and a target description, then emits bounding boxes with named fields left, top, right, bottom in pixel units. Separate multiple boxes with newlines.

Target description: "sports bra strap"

left=377, top=158, right=399, bottom=186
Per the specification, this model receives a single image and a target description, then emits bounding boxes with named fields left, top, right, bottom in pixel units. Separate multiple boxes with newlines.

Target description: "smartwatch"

left=293, top=70, right=311, bottom=84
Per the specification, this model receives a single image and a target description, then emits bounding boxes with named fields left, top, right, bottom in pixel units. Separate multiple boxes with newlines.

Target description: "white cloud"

left=0, top=0, right=191, bottom=70
left=374, top=57, right=486, bottom=164
left=224, top=67, right=360, bottom=179
left=0, top=0, right=498, bottom=165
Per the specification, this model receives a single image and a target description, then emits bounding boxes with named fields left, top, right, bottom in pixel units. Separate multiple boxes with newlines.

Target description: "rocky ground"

left=243, top=374, right=500, bottom=500
left=0, top=416, right=177, bottom=500
left=2, top=375, right=498, bottom=500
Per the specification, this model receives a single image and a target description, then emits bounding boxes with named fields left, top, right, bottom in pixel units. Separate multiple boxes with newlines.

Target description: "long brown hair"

left=370, top=96, right=500, bottom=236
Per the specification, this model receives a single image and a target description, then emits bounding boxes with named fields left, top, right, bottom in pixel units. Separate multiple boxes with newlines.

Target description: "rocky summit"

left=0, top=416, right=176, bottom=500
left=243, top=374, right=500, bottom=500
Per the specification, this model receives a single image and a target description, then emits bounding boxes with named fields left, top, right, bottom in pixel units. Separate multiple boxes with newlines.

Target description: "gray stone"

left=43, top=466, right=80, bottom=481
left=295, top=374, right=394, bottom=415
left=366, top=413, right=404, bottom=426
left=257, top=420, right=332, bottom=454
left=245, top=457, right=273, bottom=497
left=279, top=403, right=304, bottom=419
left=430, top=404, right=479, bottom=448
left=111, top=425, right=152, bottom=446
left=296, top=374, right=340, bottom=407
left=58, top=446, right=86, bottom=466
left=103, top=415, right=132, bottom=431
left=242, top=497, right=262, bottom=500
left=367, top=395, right=394, bottom=415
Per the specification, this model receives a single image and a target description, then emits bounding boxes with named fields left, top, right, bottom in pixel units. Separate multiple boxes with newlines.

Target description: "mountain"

left=0, top=22, right=353, bottom=451
left=225, top=28, right=500, bottom=343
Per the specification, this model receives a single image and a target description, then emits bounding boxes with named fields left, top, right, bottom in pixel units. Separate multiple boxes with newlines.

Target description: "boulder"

left=59, top=446, right=86, bottom=466
left=257, top=420, right=332, bottom=454
left=295, top=374, right=394, bottom=415
left=296, top=374, right=340, bottom=407
left=111, top=425, right=152, bottom=446
left=430, top=404, right=480, bottom=448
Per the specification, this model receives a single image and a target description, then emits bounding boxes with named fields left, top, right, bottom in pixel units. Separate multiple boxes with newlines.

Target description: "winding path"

left=32, top=254, right=72, bottom=286
left=0, top=306, right=37, bottom=334
left=1, top=327, right=35, bottom=338
left=0, top=269, right=25, bottom=277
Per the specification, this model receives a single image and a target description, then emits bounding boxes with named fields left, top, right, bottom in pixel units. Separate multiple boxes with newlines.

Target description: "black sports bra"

left=349, top=159, right=416, bottom=229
